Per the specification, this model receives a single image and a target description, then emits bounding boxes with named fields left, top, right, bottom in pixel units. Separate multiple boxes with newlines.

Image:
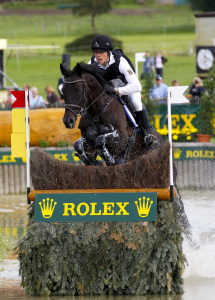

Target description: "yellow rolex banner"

left=34, top=192, right=157, bottom=223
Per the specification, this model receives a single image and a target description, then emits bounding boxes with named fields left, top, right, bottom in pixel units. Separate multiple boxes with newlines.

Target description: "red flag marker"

left=11, top=91, right=28, bottom=108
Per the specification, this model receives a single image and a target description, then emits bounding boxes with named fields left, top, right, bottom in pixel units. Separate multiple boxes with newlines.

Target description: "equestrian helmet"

left=91, top=35, right=113, bottom=52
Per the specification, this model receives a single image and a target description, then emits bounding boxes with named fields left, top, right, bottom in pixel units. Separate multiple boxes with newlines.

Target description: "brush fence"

left=0, top=143, right=214, bottom=194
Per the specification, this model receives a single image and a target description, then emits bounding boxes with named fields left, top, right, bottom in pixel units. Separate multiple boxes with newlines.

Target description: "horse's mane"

left=73, top=62, right=109, bottom=88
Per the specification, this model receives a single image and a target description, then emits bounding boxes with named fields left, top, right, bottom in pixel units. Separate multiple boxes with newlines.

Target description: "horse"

left=60, top=62, right=163, bottom=166
left=60, top=62, right=196, bottom=246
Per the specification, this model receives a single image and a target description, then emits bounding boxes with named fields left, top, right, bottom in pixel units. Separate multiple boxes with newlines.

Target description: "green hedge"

left=65, top=34, right=122, bottom=53
left=16, top=200, right=186, bottom=296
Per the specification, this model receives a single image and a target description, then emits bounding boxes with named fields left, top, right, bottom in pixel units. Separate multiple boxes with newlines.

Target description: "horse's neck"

left=86, top=75, right=109, bottom=113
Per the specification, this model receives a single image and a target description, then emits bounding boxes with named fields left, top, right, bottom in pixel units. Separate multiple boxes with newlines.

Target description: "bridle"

left=63, top=75, right=106, bottom=120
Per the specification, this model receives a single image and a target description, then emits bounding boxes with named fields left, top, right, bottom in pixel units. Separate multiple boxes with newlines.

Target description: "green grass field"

left=0, top=1, right=197, bottom=98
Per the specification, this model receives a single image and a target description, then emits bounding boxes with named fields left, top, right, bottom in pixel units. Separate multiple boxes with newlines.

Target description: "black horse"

left=60, top=62, right=196, bottom=245
left=60, top=62, right=163, bottom=166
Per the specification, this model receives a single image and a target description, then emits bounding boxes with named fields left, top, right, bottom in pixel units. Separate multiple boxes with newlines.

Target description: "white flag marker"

left=168, top=86, right=190, bottom=104
left=167, top=86, right=189, bottom=201
left=135, top=52, right=145, bottom=76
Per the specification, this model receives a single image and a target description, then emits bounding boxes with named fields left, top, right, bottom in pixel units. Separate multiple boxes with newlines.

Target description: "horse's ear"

left=60, top=63, right=71, bottom=78
left=76, top=63, right=83, bottom=77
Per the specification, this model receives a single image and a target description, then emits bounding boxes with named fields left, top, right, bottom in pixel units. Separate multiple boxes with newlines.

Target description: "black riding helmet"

left=91, top=35, right=113, bottom=52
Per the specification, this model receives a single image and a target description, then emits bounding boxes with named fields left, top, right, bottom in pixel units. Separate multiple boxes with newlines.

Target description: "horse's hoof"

left=89, top=160, right=103, bottom=166
left=116, top=158, right=127, bottom=165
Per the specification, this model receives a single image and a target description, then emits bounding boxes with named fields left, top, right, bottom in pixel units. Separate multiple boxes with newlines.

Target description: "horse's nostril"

left=63, top=118, right=74, bottom=129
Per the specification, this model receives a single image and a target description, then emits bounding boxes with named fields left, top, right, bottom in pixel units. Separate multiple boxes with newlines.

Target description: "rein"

left=64, top=76, right=109, bottom=120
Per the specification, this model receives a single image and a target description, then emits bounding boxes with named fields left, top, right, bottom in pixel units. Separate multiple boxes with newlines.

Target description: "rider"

left=88, top=34, right=157, bottom=149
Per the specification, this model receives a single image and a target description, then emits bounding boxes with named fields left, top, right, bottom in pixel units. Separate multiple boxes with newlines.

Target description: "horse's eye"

left=77, top=89, right=82, bottom=95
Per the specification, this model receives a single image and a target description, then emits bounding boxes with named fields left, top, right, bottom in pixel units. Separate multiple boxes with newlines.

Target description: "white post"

left=167, top=88, right=174, bottom=201
left=25, top=90, right=30, bottom=204
left=167, top=86, right=189, bottom=201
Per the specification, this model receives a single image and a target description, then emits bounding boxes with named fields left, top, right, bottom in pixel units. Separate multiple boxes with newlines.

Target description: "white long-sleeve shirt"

left=88, top=52, right=142, bottom=96
left=88, top=52, right=143, bottom=111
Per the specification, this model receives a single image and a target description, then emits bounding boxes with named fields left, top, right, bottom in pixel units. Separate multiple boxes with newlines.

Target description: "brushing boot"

left=135, top=110, right=159, bottom=149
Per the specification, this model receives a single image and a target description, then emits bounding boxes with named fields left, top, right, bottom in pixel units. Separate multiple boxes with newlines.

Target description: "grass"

left=0, top=1, right=197, bottom=98
left=0, top=233, right=11, bottom=261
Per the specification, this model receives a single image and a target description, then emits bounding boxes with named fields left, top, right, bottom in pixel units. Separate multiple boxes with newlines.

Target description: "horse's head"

left=60, top=62, right=84, bottom=129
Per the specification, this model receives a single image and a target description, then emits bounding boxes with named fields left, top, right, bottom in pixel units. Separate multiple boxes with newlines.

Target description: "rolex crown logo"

left=173, top=148, right=182, bottom=159
left=135, top=197, right=153, bottom=217
left=39, top=198, right=57, bottom=219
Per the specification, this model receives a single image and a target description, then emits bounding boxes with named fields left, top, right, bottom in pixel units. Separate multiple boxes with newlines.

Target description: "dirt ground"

left=0, top=259, right=25, bottom=298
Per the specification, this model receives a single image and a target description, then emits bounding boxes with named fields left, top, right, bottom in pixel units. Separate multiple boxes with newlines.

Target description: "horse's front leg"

left=74, top=137, right=102, bottom=166
left=73, top=137, right=91, bottom=165
left=96, top=130, right=119, bottom=166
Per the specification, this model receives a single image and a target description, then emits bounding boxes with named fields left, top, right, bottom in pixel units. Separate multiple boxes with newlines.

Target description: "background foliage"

left=69, top=0, right=113, bottom=31
left=0, top=1, right=197, bottom=99
left=187, top=0, right=215, bottom=12
left=196, top=65, right=215, bottom=135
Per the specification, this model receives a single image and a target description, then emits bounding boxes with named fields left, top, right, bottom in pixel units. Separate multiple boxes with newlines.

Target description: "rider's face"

left=94, top=51, right=109, bottom=66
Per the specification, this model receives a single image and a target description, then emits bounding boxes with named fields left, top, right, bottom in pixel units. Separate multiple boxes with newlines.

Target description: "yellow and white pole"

left=11, top=90, right=31, bottom=204
left=25, top=91, right=31, bottom=204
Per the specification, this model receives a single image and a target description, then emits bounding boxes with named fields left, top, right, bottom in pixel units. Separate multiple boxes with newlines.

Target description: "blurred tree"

left=196, top=63, right=215, bottom=136
left=187, top=0, right=215, bottom=11
left=70, top=0, right=113, bottom=32
left=141, top=73, right=155, bottom=124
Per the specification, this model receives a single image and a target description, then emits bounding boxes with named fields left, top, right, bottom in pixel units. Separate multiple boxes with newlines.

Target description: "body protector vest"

left=91, top=49, right=135, bottom=85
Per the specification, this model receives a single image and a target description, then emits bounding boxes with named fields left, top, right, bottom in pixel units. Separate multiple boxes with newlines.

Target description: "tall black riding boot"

left=135, top=110, right=159, bottom=149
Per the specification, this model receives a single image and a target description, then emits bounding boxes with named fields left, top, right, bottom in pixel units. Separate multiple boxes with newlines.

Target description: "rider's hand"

left=104, top=84, right=118, bottom=95
left=113, top=87, right=119, bottom=95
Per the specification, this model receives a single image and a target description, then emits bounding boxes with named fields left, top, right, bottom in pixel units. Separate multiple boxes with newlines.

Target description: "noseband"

left=64, top=76, right=105, bottom=119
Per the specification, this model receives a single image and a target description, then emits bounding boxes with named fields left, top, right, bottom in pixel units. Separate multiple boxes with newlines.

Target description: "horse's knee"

left=99, top=124, right=114, bottom=134
left=86, top=127, right=97, bottom=140
left=96, top=135, right=106, bottom=149
left=74, top=138, right=84, bottom=153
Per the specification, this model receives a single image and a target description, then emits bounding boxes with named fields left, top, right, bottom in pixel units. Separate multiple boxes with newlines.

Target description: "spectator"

left=23, top=84, right=33, bottom=103
left=45, top=86, right=64, bottom=108
left=57, top=76, right=64, bottom=100
left=149, top=75, right=168, bottom=105
left=4, top=88, right=16, bottom=109
left=172, top=79, right=179, bottom=86
left=30, top=87, right=47, bottom=109
left=154, top=51, right=168, bottom=78
left=23, top=84, right=30, bottom=91
left=141, top=51, right=155, bottom=79
left=189, top=77, right=205, bottom=104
